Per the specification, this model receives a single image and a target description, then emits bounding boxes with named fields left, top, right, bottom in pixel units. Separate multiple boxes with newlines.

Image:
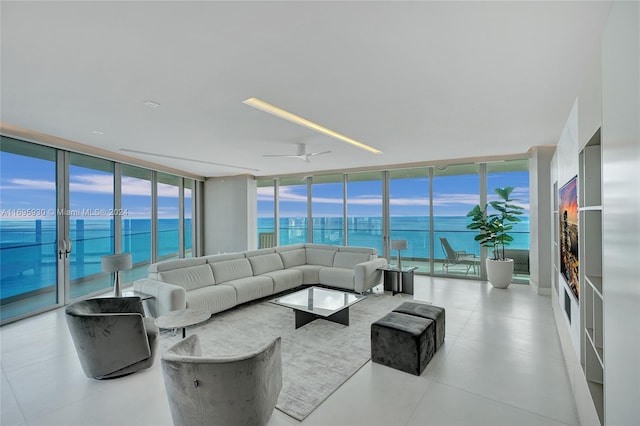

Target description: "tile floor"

left=0, top=276, right=578, bottom=426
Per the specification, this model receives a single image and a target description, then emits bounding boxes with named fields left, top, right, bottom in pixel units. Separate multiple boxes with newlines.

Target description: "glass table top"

left=271, top=286, right=366, bottom=317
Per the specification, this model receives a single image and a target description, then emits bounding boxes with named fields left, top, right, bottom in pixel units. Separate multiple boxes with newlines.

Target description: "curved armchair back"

left=66, top=297, right=157, bottom=379
left=161, top=334, right=282, bottom=426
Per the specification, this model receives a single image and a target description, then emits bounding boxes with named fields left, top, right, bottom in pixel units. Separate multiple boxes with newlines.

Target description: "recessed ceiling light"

left=91, top=130, right=104, bottom=135
left=242, top=97, right=382, bottom=155
left=143, top=100, right=161, bottom=108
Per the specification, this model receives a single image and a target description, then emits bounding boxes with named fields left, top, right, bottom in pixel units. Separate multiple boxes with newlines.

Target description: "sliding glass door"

left=346, top=171, right=383, bottom=253
left=1, top=137, right=200, bottom=324
left=121, top=165, right=152, bottom=283
left=68, top=153, right=115, bottom=299
left=157, top=173, right=180, bottom=261
left=279, top=177, right=308, bottom=246
left=388, top=168, right=431, bottom=273
left=432, top=164, right=481, bottom=277
left=311, top=174, right=344, bottom=245
left=0, top=138, right=59, bottom=321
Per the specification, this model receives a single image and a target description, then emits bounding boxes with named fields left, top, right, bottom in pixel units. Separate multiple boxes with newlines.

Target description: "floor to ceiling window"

left=255, top=159, right=530, bottom=283
left=121, top=165, right=152, bottom=282
left=68, top=153, right=115, bottom=299
left=432, top=163, right=481, bottom=278
left=311, top=174, right=344, bottom=245
left=184, top=179, right=194, bottom=258
left=0, top=137, right=200, bottom=324
left=389, top=167, right=431, bottom=273
left=346, top=171, right=383, bottom=254
left=157, top=172, right=180, bottom=261
left=487, top=159, right=531, bottom=281
left=257, top=178, right=276, bottom=248
left=278, top=176, right=308, bottom=246
left=0, top=138, right=58, bottom=321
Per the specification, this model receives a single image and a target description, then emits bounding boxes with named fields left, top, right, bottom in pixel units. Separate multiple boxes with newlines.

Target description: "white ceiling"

left=1, top=1, right=612, bottom=178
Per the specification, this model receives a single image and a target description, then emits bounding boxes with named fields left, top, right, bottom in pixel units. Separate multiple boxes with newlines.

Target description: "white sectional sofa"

left=133, top=243, right=388, bottom=317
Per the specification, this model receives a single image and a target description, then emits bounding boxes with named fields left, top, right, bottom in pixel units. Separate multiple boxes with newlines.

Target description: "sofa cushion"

left=185, top=285, right=237, bottom=314
left=244, top=248, right=276, bottom=257
left=319, top=267, right=355, bottom=290
left=305, top=247, right=338, bottom=266
left=210, top=258, right=253, bottom=284
left=333, top=251, right=372, bottom=268
left=150, top=257, right=207, bottom=273
left=157, top=264, right=215, bottom=291
left=248, top=253, right=284, bottom=275
left=291, top=265, right=323, bottom=285
left=203, top=253, right=245, bottom=264
left=263, top=269, right=303, bottom=293
left=224, top=276, right=274, bottom=305
left=278, top=248, right=306, bottom=268
left=338, top=246, right=377, bottom=255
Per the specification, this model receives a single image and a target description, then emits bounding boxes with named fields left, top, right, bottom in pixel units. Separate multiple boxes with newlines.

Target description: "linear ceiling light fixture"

left=242, top=97, right=382, bottom=154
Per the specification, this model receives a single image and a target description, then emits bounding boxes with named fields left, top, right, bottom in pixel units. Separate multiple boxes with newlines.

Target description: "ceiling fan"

left=263, top=143, right=331, bottom=162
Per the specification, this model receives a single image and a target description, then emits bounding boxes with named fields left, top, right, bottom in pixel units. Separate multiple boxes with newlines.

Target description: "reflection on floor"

left=1, top=276, right=577, bottom=426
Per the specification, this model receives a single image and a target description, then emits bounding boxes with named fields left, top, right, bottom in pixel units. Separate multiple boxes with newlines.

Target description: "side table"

left=121, top=290, right=155, bottom=316
left=378, top=265, right=418, bottom=295
left=154, top=309, right=212, bottom=338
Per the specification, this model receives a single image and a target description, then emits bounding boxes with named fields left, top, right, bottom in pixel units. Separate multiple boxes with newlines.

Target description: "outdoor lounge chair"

left=439, top=237, right=479, bottom=275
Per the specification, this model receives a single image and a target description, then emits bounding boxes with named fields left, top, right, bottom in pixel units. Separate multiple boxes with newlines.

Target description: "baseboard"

left=529, top=278, right=552, bottom=296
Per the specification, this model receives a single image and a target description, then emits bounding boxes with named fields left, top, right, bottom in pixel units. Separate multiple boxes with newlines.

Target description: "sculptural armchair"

left=65, top=297, right=158, bottom=379
left=161, top=334, right=282, bottom=426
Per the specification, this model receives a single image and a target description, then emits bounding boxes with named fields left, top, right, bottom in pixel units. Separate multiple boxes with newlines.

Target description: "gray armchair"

left=161, top=334, right=282, bottom=426
left=65, top=297, right=158, bottom=379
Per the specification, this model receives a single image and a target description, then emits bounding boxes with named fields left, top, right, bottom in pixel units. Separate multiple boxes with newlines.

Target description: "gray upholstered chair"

left=161, top=334, right=282, bottom=426
left=65, top=297, right=158, bottom=379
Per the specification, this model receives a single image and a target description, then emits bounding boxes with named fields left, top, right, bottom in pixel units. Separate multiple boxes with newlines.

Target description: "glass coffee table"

left=271, top=286, right=366, bottom=329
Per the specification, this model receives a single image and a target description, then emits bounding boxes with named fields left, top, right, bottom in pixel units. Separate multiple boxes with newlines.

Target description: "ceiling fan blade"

left=263, top=154, right=299, bottom=158
left=262, top=143, right=330, bottom=162
left=307, top=150, right=332, bottom=157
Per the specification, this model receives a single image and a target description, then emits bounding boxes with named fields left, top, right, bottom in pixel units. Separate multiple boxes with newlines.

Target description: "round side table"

left=154, top=308, right=212, bottom=338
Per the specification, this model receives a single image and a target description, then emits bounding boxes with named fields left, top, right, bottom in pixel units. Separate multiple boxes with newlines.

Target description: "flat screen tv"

left=559, top=175, right=579, bottom=301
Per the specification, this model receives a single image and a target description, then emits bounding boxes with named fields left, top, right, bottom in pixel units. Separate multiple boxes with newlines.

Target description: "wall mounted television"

left=559, top=175, right=579, bottom=301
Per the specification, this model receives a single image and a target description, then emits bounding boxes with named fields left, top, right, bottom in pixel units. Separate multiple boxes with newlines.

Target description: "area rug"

left=157, top=292, right=406, bottom=421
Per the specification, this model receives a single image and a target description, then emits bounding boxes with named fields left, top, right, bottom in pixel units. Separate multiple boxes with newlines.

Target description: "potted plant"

left=466, top=187, right=524, bottom=288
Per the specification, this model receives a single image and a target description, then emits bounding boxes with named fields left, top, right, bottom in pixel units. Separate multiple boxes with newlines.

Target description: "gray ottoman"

left=371, top=312, right=435, bottom=376
left=393, top=302, right=446, bottom=351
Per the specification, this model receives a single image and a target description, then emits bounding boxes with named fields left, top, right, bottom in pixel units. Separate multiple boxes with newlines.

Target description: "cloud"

left=3, top=178, right=55, bottom=191
left=3, top=175, right=180, bottom=197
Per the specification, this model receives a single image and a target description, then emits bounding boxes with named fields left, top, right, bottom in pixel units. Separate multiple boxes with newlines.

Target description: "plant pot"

left=486, top=258, right=514, bottom=289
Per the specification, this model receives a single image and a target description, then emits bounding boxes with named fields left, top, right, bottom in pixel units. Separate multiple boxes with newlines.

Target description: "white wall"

left=529, top=145, right=555, bottom=295
left=551, top=2, right=640, bottom=424
left=601, top=2, right=640, bottom=424
left=203, top=175, right=257, bottom=254
left=553, top=101, right=582, bottom=358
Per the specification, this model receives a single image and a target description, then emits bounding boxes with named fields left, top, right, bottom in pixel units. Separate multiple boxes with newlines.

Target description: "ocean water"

left=259, top=215, right=530, bottom=258
left=0, top=218, right=190, bottom=299
left=1, top=216, right=529, bottom=301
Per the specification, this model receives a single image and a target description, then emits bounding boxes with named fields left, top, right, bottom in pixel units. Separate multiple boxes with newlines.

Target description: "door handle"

left=58, top=240, right=65, bottom=260
left=58, top=240, right=72, bottom=259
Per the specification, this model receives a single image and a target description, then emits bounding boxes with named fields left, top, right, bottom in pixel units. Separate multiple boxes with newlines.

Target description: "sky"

left=0, top=151, right=191, bottom=220
left=1, top=150, right=529, bottom=222
left=258, top=171, right=530, bottom=218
